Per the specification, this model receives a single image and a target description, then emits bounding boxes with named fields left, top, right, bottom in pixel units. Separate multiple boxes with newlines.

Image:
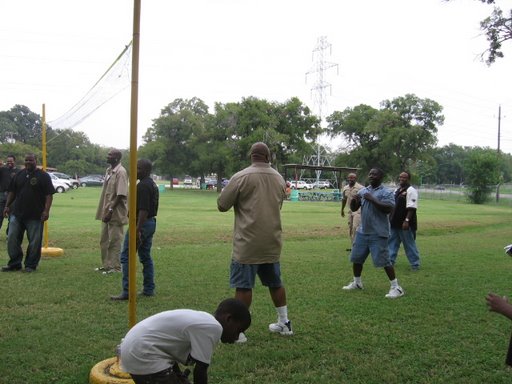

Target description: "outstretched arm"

left=487, top=293, right=512, bottom=321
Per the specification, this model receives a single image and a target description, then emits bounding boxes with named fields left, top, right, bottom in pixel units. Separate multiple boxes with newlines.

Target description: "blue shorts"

left=229, top=260, right=283, bottom=289
left=350, top=232, right=392, bottom=268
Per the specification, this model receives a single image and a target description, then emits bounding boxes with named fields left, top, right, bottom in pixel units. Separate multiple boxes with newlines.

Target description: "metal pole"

left=496, top=105, right=501, bottom=203
left=42, top=104, right=49, bottom=248
left=128, top=0, right=141, bottom=329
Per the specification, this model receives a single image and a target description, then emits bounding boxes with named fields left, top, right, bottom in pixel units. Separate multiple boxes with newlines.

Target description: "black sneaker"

left=1, top=265, right=22, bottom=272
left=110, top=294, right=128, bottom=301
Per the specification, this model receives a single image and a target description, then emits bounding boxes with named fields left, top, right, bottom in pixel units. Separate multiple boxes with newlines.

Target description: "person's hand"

left=41, top=211, right=49, bottom=222
left=402, top=220, right=410, bottom=230
left=362, top=192, right=375, bottom=202
left=102, top=210, right=113, bottom=223
left=136, top=230, right=142, bottom=250
left=3, top=206, right=9, bottom=218
left=341, top=210, right=345, bottom=217
left=486, top=292, right=510, bottom=314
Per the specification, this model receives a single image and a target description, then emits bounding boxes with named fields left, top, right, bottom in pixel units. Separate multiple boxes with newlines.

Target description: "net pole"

left=128, top=0, right=141, bottom=329
left=42, top=104, right=49, bottom=248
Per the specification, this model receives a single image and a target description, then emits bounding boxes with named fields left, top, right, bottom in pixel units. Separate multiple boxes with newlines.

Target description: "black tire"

left=72, top=183, right=79, bottom=189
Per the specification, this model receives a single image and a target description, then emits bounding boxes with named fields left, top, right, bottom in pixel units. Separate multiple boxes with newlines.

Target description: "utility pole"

left=305, top=36, right=338, bottom=184
left=496, top=105, right=502, bottom=202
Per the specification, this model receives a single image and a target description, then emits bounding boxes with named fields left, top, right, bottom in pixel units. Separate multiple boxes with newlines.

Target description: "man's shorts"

left=350, top=232, right=392, bottom=268
left=230, top=260, right=283, bottom=289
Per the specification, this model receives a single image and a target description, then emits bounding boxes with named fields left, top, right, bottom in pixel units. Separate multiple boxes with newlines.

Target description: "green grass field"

left=1, top=187, right=511, bottom=384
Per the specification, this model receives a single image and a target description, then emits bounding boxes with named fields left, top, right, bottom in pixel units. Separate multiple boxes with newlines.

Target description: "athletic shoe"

left=269, top=320, right=293, bottom=335
left=94, top=267, right=106, bottom=272
left=342, top=281, right=363, bottom=290
left=102, top=269, right=120, bottom=275
left=235, top=332, right=247, bottom=343
left=385, top=286, right=405, bottom=299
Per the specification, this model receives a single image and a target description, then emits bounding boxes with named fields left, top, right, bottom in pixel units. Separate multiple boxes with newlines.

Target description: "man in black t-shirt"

left=0, top=155, right=19, bottom=234
left=388, top=171, right=421, bottom=270
left=111, top=159, right=159, bottom=300
left=1, top=154, right=55, bottom=272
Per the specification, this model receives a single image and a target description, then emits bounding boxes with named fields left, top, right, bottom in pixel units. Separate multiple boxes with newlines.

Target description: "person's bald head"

left=249, top=142, right=270, bottom=163
left=347, top=173, right=357, bottom=186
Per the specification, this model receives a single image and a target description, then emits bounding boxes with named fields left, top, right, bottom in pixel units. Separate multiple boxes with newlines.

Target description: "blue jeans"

left=7, top=215, right=43, bottom=269
left=388, top=228, right=420, bottom=268
left=120, top=218, right=156, bottom=295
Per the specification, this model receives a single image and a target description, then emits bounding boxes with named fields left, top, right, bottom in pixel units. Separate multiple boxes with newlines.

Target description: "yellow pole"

left=128, top=0, right=141, bottom=329
left=41, top=105, right=63, bottom=258
left=42, top=104, right=49, bottom=248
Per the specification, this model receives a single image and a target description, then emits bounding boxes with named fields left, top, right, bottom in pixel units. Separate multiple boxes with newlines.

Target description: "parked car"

left=49, top=173, right=70, bottom=193
left=79, top=175, right=104, bottom=187
left=289, top=180, right=313, bottom=190
left=312, top=180, right=331, bottom=189
left=183, top=176, right=193, bottom=185
left=205, top=178, right=229, bottom=189
left=50, top=172, right=80, bottom=189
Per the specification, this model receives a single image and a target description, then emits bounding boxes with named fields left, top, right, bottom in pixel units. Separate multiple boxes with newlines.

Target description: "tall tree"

left=464, top=148, right=501, bottom=203
left=0, top=105, right=46, bottom=146
left=327, top=94, right=444, bottom=177
left=142, top=97, right=210, bottom=180
left=446, top=0, right=512, bottom=64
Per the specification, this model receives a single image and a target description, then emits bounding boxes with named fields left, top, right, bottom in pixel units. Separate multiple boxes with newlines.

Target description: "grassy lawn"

left=1, top=187, right=512, bottom=383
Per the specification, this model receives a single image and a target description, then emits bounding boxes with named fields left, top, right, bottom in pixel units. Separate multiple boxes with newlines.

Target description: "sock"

left=354, top=276, right=362, bottom=285
left=390, top=278, right=398, bottom=288
left=276, top=305, right=289, bottom=324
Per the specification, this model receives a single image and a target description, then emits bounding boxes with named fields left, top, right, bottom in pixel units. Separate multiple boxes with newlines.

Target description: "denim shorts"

left=350, top=232, right=392, bottom=268
left=230, top=260, right=283, bottom=289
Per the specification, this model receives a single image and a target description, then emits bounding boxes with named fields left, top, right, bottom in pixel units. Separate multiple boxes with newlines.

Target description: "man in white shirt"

left=120, top=298, right=251, bottom=384
left=388, top=171, right=421, bottom=270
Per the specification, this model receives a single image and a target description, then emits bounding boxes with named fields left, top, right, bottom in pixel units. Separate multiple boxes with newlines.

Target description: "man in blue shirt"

left=342, top=168, right=405, bottom=298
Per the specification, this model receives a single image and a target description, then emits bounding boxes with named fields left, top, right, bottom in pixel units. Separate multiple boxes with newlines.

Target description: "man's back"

left=218, top=162, right=286, bottom=264
left=120, top=309, right=222, bottom=375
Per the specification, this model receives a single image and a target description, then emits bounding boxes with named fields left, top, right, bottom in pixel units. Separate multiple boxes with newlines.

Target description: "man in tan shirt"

left=341, top=172, right=363, bottom=248
left=95, top=149, right=128, bottom=273
left=218, top=142, right=292, bottom=343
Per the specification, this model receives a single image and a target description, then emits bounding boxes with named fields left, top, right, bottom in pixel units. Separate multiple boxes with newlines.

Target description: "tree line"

left=1, top=95, right=511, bottom=203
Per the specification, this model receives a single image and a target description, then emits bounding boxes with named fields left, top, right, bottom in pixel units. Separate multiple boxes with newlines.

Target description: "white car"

left=289, top=180, right=313, bottom=190
left=49, top=173, right=70, bottom=193
left=312, top=180, right=332, bottom=189
left=51, top=172, right=80, bottom=189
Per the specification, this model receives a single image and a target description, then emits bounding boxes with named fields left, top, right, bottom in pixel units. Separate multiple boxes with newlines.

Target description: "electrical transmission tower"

left=304, top=36, right=339, bottom=183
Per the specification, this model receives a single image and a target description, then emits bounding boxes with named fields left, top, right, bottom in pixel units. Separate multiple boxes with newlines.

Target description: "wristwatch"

left=405, top=218, right=410, bottom=222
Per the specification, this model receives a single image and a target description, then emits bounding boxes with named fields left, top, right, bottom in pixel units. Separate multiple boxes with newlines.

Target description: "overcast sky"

left=2, top=0, right=512, bottom=154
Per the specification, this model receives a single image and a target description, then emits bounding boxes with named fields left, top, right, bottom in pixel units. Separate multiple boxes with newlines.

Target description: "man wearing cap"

left=218, top=142, right=293, bottom=343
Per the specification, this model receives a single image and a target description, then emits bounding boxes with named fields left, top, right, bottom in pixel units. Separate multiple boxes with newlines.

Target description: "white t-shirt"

left=405, top=186, right=418, bottom=209
left=120, top=309, right=223, bottom=375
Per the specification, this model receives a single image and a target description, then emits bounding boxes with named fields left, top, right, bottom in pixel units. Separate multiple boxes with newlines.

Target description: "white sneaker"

left=342, top=281, right=363, bottom=290
left=385, top=286, right=405, bottom=299
left=235, top=332, right=247, bottom=343
left=268, top=320, right=293, bottom=335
